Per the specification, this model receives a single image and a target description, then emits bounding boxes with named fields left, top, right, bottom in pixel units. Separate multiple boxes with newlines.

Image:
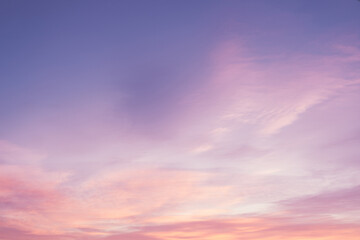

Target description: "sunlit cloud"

left=1, top=0, right=360, bottom=239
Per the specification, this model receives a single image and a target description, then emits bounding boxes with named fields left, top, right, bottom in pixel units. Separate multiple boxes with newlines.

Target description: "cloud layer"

left=1, top=0, right=360, bottom=239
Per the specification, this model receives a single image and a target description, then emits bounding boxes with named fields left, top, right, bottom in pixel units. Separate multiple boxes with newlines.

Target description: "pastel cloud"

left=1, top=39, right=359, bottom=239
left=282, top=185, right=360, bottom=218
left=0, top=163, right=237, bottom=237
left=97, top=216, right=360, bottom=240
left=181, top=40, right=360, bottom=138
left=3, top=214, right=360, bottom=240
left=1, top=1, right=360, bottom=239
left=77, top=167, right=237, bottom=224
left=0, top=165, right=73, bottom=234
left=0, top=140, right=46, bottom=165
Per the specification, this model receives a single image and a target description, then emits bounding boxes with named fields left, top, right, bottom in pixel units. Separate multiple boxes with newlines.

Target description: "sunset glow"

left=1, top=1, right=360, bottom=239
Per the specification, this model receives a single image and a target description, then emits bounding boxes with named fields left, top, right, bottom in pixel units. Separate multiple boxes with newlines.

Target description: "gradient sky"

left=1, top=0, right=360, bottom=239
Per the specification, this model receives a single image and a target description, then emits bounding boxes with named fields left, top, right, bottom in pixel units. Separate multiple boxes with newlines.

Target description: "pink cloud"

left=3, top=215, right=360, bottom=240
left=0, top=165, right=236, bottom=237
left=179, top=40, right=360, bottom=138
left=1, top=39, right=359, bottom=240
left=77, top=167, right=236, bottom=222
left=115, top=217, right=360, bottom=240
left=0, top=165, right=72, bottom=235
left=0, top=140, right=46, bottom=165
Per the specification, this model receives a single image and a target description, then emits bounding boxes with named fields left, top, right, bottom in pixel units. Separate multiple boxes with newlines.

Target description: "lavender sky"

left=1, top=0, right=360, bottom=239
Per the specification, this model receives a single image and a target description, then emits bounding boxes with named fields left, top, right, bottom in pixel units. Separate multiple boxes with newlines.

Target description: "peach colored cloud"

left=98, top=217, right=360, bottom=240
left=77, top=168, right=237, bottom=223
left=3, top=214, right=360, bottom=240
left=0, top=164, right=237, bottom=237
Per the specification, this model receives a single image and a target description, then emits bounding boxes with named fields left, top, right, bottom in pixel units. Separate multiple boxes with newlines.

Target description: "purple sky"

left=1, top=0, right=360, bottom=239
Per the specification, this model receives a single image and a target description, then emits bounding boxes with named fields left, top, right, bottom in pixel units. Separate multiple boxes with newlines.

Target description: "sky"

left=0, top=0, right=360, bottom=239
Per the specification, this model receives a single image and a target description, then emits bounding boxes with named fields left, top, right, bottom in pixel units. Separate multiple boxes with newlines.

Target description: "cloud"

left=3, top=213, right=360, bottom=240
left=0, top=224, right=77, bottom=240
left=0, top=140, right=46, bottom=165
left=78, top=167, right=236, bottom=222
left=0, top=165, right=68, bottom=211
left=106, top=216, right=360, bottom=240
left=0, top=165, right=236, bottom=237
left=0, top=164, right=73, bottom=235
left=180, top=40, right=360, bottom=137
left=281, top=185, right=360, bottom=217
left=1, top=37, right=359, bottom=240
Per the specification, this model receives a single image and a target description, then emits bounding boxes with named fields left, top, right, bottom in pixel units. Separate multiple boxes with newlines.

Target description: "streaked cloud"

left=1, top=1, right=360, bottom=239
